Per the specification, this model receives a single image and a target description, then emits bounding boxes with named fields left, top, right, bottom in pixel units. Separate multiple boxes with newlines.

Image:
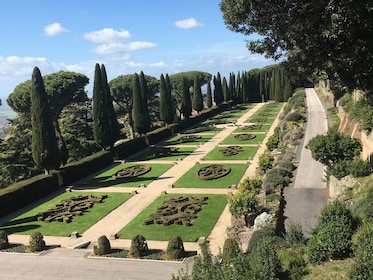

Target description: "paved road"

left=283, top=88, right=329, bottom=236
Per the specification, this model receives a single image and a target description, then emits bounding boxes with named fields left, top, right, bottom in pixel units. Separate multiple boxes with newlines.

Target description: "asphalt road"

left=283, top=88, right=329, bottom=236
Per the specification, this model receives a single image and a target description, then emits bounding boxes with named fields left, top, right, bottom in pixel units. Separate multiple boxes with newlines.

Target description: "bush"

left=327, top=160, right=351, bottom=179
left=129, top=234, right=148, bottom=258
left=238, top=177, right=262, bottom=194
left=350, top=159, right=371, bottom=177
left=0, top=230, right=9, bottom=249
left=266, top=127, right=280, bottom=151
left=222, top=238, right=241, bottom=262
left=29, top=231, right=46, bottom=252
left=352, top=223, right=373, bottom=265
left=247, top=226, right=275, bottom=253
left=166, top=236, right=185, bottom=260
left=316, top=200, right=354, bottom=229
left=288, top=254, right=308, bottom=280
left=285, top=112, right=305, bottom=122
left=93, top=235, right=111, bottom=255
left=285, top=221, right=305, bottom=247
left=258, top=152, right=274, bottom=173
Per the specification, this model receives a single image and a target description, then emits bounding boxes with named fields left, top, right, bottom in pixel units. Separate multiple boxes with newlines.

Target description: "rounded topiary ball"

left=166, top=236, right=185, bottom=260
left=29, top=231, right=46, bottom=252
left=94, top=235, right=111, bottom=255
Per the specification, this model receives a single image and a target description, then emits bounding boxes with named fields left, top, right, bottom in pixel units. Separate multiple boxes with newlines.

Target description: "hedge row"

left=0, top=102, right=235, bottom=218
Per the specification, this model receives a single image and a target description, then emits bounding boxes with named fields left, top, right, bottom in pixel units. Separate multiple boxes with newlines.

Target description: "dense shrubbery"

left=129, top=234, right=148, bottom=258
left=266, top=127, right=280, bottom=151
left=93, top=235, right=111, bottom=255
left=29, top=231, right=46, bottom=252
left=166, top=236, right=185, bottom=260
left=222, top=238, right=241, bottom=262
left=0, top=230, right=9, bottom=249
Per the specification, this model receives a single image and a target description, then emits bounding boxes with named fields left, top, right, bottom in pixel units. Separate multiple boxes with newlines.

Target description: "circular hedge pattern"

left=233, top=133, right=256, bottom=141
left=196, top=164, right=231, bottom=180
left=113, top=165, right=151, bottom=179
left=179, top=134, right=201, bottom=143
left=242, top=124, right=263, bottom=130
left=220, top=146, right=243, bottom=156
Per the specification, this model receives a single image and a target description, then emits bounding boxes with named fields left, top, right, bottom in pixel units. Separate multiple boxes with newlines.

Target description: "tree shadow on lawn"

left=132, top=149, right=194, bottom=161
left=0, top=224, right=40, bottom=235
left=82, top=175, right=166, bottom=188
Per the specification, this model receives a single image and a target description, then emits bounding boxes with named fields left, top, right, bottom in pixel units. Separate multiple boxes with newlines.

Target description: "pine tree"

left=181, top=76, right=192, bottom=119
left=159, top=74, right=174, bottom=125
left=192, top=76, right=204, bottom=113
left=139, top=71, right=151, bottom=134
left=206, top=80, right=213, bottom=108
left=30, top=67, right=61, bottom=173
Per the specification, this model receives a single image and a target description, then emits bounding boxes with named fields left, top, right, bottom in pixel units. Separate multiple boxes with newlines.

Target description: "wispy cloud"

left=174, top=17, right=203, bottom=29
left=94, top=42, right=157, bottom=54
left=44, top=23, right=69, bottom=36
left=84, top=28, right=131, bottom=43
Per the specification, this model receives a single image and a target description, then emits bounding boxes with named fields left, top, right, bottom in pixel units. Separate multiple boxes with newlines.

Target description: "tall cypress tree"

left=181, top=76, right=192, bottom=119
left=206, top=80, right=213, bottom=108
left=229, top=73, right=235, bottom=102
left=213, top=73, right=224, bottom=106
left=101, top=64, right=120, bottom=142
left=31, top=67, right=61, bottom=173
left=159, top=74, right=174, bottom=125
left=274, top=67, right=282, bottom=102
left=236, top=72, right=243, bottom=103
left=132, top=73, right=144, bottom=135
left=222, top=77, right=229, bottom=102
left=139, top=71, right=151, bottom=134
left=192, top=76, right=204, bottom=113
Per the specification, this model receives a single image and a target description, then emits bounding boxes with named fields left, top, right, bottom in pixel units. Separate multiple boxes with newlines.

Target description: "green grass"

left=203, top=146, right=258, bottom=160
left=84, top=163, right=173, bottom=187
left=131, top=146, right=196, bottom=161
left=0, top=191, right=131, bottom=236
left=173, top=163, right=248, bottom=188
left=234, top=124, right=271, bottom=133
left=117, top=194, right=227, bottom=242
left=220, top=133, right=266, bottom=145
left=165, top=133, right=215, bottom=145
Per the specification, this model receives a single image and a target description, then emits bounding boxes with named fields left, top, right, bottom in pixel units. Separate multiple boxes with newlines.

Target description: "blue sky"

left=0, top=0, right=275, bottom=102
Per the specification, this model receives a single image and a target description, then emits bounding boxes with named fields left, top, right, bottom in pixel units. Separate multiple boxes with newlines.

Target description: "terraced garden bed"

left=203, top=145, right=258, bottom=160
left=221, top=133, right=266, bottom=145
left=131, top=146, right=196, bottom=161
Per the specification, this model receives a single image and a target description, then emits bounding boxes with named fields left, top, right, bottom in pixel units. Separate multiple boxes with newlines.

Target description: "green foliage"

left=349, top=223, right=373, bottom=279
left=180, top=76, right=192, bottom=119
left=285, top=112, right=305, bottom=122
left=159, top=74, right=174, bottom=125
left=228, top=191, right=257, bottom=219
left=206, top=81, right=213, bottom=108
left=132, top=73, right=145, bottom=135
left=129, top=234, right=148, bottom=258
left=238, top=177, right=262, bottom=194
left=316, top=200, right=354, bottom=229
left=266, top=127, right=280, bottom=151
left=93, top=235, right=111, bottom=255
left=192, top=76, right=204, bottom=113
left=213, top=73, right=224, bottom=106
left=258, top=152, right=274, bottom=173
left=247, top=226, right=275, bottom=253
left=29, top=231, right=46, bottom=252
left=166, top=236, right=185, bottom=260
left=139, top=71, right=151, bottom=134
left=285, top=221, right=305, bottom=247
left=30, top=67, right=61, bottom=172
left=0, top=230, right=9, bottom=249
left=349, top=159, right=371, bottom=178
left=326, top=160, right=351, bottom=179
left=288, top=254, right=308, bottom=280
left=222, top=238, right=241, bottom=262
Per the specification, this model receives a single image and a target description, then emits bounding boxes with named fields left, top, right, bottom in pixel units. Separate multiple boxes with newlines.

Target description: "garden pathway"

left=7, top=102, right=285, bottom=256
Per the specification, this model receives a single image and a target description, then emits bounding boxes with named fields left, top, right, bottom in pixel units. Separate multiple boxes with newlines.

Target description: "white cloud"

left=44, top=22, right=69, bottom=36
left=94, top=42, right=157, bottom=55
left=84, top=28, right=131, bottom=43
left=174, top=18, right=203, bottom=29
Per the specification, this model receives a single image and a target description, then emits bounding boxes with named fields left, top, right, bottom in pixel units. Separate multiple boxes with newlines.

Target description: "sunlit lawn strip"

left=117, top=194, right=227, bottom=242
left=84, top=163, right=173, bottom=188
left=0, top=192, right=131, bottom=236
left=234, top=124, right=271, bottom=133
left=131, top=146, right=196, bottom=161
left=203, top=146, right=258, bottom=160
left=173, top=163, right=248, bottom=189
left=221, top=133, right=266, bottom=145
left=165, top=134, right=215, bottom=145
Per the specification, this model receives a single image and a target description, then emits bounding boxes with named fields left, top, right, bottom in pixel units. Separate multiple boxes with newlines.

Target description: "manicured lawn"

left=117, top=194, right=227, bottom=242
left=234, top=124, right=271, bottom=133
left=165, top=133, right=215, bottom=145
left=0, top=191, right=131, bottom=236
left=173, top=163, right=248, bottom=188
left=220, top=133, right=266, bottom=145
left=131, top=146, right=196, bottom=161
left=84, top=163, right=173, bottom=187
left=203, top=145, right=258, bottom=160
left=182, top=126, right=222, bottom=134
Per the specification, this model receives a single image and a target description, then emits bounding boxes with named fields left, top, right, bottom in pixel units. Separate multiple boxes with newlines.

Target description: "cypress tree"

left=229, top=73, right=235, bottom=102
left=192, top=76, right=204, bottom=113
left=159, top=74, right=174, bottom=125
left=31, top=67, right=61, bottom=173
left=132, top=73, right=144, bottom=135
left=206, top=80, right=213, bottom=108
left=101, top=64, right=120, bottom=142
left=236, top=72, right=243, bottom=103
left=139, top=71, right=151, bottom=134
left=213, top=73, right=224, bottom=106
left=274, top=67, right=283, bottom=102
left=283, top=76, right=292, bottom=101
left=242, top=73, right=249, bottom=103
left=181, top=76, right=192, bottom=119
left=222, top=77, right=230, bottom=102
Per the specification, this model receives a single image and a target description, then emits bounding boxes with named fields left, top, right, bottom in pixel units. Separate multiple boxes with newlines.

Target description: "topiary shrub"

left=129, top=234, right=148, bottom=258
left=166, top=236, right=185, bottom=260
left=29, top=231, right=46, bottom=252
left=93, top=235, right=111, bottom=255
left=222, top=238, right=241, bottom=262
left=0, top=230, right=9, bottom=249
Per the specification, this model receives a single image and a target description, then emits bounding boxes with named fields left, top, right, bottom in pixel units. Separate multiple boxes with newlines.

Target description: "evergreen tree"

left=222, top=77, right=230, bottom=102
left=180, top=76, right=192, bottom=119
left=139, top=71, right=151, bottom=134
left=274, top=67, right=283, bottom=102
left=206, top=80, right=213, bottom=108
left=30, top=67, right=61, bottom=173
left=159, top=74, right=174, bottom=125
left=236, top=71, right=243, bottom=103
left=242, top=73, right=249, bottom=103
left=93, top=63, right=116, bottom=149
left=213, top=73, right=224, bottom=105
left=192, top=76, right=204, bottom=113
left=132, top=73, right=144, bottom=135
left=229, top=72, right=235, bottom=102
left=283, top=76, right=292, bottom=101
